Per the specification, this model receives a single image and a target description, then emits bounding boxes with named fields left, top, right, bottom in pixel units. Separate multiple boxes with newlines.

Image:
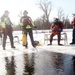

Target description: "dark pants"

left=58, top=33, right=61, bottom=44
left=0, top=32, right=2, bottom=38
left=72, top=28, right=75, bottom=43
left=24, top=28, right=35, bottom=47
left=50, top=32, right=61, bottom=45
left=3, top=29, right=14, bottom=48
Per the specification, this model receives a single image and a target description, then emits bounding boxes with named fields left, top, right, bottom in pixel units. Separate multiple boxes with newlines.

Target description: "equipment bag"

left=22, top=34, right=27, bottom=46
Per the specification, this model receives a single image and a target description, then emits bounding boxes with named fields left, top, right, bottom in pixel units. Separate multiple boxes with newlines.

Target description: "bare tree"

left=34, top=18, right=43, bottom=30
left=65, top=16, right=71, bottom=28
left=18, top=10, right=23, bottom=18
left=38, top=0, right=53, bottom=24
left=58, top=7, right=64, bottom=21
left=41, top=15, right=46, bottom=30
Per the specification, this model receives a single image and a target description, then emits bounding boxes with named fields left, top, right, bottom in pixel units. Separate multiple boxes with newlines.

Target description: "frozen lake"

left=12, top=29, right=73, bottom=45
left=0, top=47, right=75, bottom=75
left=0, top=29, right=75, bottom=75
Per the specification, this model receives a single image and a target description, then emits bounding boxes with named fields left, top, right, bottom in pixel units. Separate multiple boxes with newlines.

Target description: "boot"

left=47, top=43, right=52, bottom=45
left=58, top=44, right=63, bottom=46
left=23, top=45, right=28, bottom=48
left=11, top=46, right=15, bottom=48
left=70, top=42, right=75, bottom=44
left=3, top=47, right=5, bottom=50
left=33, top=45, right=36, bottom=48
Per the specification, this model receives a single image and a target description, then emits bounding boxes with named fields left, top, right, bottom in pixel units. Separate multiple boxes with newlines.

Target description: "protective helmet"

left=23, top=10, right=28, bottom=14
left=54, top=18, right=59, bottom=21
left=4, top=10, right=9, bottom=13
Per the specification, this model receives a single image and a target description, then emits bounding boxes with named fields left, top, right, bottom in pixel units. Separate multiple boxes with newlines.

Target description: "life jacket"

left=20, top=16, right=34, bottom=29
left=23, top=16, right=32, bottom=26
left=1, top=15, right=12, bottom=28
left=51, top=21, right=64, bottom=34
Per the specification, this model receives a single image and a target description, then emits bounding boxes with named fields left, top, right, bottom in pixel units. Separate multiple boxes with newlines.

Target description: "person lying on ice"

left=48, top=18, right=64, bottom=45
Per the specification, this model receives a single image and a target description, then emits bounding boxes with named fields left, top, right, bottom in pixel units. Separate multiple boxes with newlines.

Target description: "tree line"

left=13, top=0, right=73, bottom=31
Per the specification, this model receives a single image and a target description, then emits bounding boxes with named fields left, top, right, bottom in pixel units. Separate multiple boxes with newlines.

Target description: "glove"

left=58, top=28, right=62, bottom=32
left=34, top=26, right=37, bottom=28
left=52, top=28, right=54, bottom=31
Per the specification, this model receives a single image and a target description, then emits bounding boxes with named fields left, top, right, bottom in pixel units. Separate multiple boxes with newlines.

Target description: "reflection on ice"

left=23, top=53, right=35, bottom=75
left=0, top=48, right=74, bottom=75
left=5, top=56, right=16, bottom=75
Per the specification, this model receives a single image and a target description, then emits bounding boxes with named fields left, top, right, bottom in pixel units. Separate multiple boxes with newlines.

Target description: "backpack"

left=23, top=16, right=32, bottom=26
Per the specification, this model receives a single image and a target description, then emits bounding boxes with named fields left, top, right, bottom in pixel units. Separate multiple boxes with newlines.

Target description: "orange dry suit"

left=51, top=21, right=64, bottom=35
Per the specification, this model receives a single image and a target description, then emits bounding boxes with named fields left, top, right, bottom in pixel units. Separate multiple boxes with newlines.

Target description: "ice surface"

left=0, top=29, right=75, bottom=57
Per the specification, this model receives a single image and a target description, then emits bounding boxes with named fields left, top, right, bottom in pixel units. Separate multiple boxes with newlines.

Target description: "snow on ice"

left=0, top=29, right=75, bottom=57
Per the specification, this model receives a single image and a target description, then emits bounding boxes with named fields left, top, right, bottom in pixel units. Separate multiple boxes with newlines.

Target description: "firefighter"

left=20, top=10, right=36, bottom=48
left=48, top=18, right=64, bottom=45
left=0, top=19, right=2, bottom=38
left=70, top=15, right=75, bottom=44
left=0, top=25, right=2, bottom=38
left=1, top=10, right=15, bottom=50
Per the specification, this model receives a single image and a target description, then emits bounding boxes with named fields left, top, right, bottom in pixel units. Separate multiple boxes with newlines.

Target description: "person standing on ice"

left=48, top=18, right=64, bottom=45
left=20, top=10, right=36, bottom=48
left=0, top=19, right=2, bottom=39
left=1, top=10, right=15, bottom=50
left=70, top=14, right=75, bottom=44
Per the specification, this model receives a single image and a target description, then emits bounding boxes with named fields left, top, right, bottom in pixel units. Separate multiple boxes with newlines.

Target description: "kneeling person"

left=48, top=18, right=64, bottom=45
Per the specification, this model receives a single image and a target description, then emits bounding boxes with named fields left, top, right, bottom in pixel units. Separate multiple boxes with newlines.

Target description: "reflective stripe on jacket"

left=2, top=22, right=6, bottom=28
left=1, top=15, right=11, bottom=28
left=20, top=16, right=34, bottom=29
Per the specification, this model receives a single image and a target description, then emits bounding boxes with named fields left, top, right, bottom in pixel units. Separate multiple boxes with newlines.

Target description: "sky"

left=0, top=0, right=75, bottom=24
